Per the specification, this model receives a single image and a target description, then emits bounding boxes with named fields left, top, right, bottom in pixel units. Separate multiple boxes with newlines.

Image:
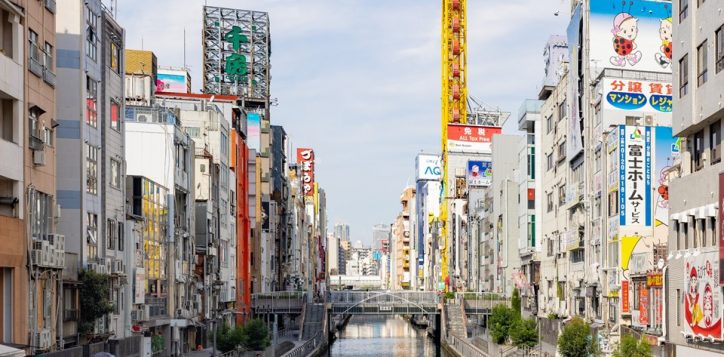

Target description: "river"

left=328, top=315, right=443, bottom=357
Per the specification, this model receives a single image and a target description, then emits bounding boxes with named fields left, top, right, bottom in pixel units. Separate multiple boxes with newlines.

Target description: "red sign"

left=527, top=188, right=535, bottom=201
left=639, top=288, right=649, bottom=326
left=720, top=172, right=724, bottom=285
left=297, top=148, right=315, bottom=197
left=622, top=280, right=630, bottom=313
left=646, top=272, right=663, bottom=287
left=447, top=124, right=502, bottom=154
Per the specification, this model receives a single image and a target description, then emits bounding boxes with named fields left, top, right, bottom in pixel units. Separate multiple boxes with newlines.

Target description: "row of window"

left=85, top=143, right=122, bottom=194
left=689, top=119, right=721, bottom=172
left=545, top=141, right=567, bottom=171
left=85, top=76, right=121, bottom=130
left=545, top=99, right=567, bottom=134
left=84, top=5, right=121, bottom=74
left=679, top=23, right=724, bottom=96
left=672, top=215, right=717, bottom=251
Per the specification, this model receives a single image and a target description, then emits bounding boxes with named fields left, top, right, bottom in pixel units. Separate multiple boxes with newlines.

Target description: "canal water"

left=329, top=315, right=443, bottom=357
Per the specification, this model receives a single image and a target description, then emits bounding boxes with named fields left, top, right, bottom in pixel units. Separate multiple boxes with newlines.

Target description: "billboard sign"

left=653, top=127, right=677, bottom=227
left=297, top=148, right=315, bottom=197
left=603, top=78, right=672, bottom=115
left=447, top=124, right=501, bottom=154
left=566, top=3, right=584, bottom=160
left=684, top=251, right=722, bottom=340
left=619, top=125, right=652, bottom=227
left=590, top=0, right=673, bottom=74
left=467, top=160, right=492, bottom=187
left=416, top=154, right=441, bottom=181
left=622, top=279, right=630, bottom=314
left=246, top=113, right=261, bottom=151
left=156, top=69, right=190, bottom=93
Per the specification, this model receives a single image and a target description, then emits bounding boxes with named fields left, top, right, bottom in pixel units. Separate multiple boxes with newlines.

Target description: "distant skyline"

left=117, top=0, right=569, bottom=243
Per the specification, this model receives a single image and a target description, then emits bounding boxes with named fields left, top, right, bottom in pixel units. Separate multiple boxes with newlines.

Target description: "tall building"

left=334, top=224, right=350, bottom=275
left=327, top=233, right=339, bottom=275
left=392, top=187, right=415, bottom=290
left=0, top=0, right=58, bottom=351
left=665, top=0, right=724, bottom=354
left=56, top=0, right=129, bottom=341
left=414, top=155, right=441, bottom=291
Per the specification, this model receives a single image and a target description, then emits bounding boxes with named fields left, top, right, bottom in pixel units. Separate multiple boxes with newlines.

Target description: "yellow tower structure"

left=440, top=0, right=467, bottom=291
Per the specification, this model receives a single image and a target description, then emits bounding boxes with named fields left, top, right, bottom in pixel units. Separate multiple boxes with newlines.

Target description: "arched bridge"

left=328, top=291, right=441, bottom=315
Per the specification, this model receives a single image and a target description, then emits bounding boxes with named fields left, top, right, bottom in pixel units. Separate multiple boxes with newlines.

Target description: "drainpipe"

left=657, top=264, right=668, bottom=346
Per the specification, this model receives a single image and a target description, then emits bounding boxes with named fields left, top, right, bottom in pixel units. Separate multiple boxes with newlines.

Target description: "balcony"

left=43, top=68, right=56, bottom=87
left=44, top=0, right=56, bottom=13
left=146, top=296, right=168, bottom=318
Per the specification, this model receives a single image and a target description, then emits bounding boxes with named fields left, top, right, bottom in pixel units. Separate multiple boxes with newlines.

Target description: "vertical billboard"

left=416, top=154, right=441, bottom=181
left=296, top=148, right=315, bottom=197
left=684, top=252, right=722, bottom=340
left=246, top=113, right=261, bottom=151
left=156, top=69, right=190, bottom=93
left=447, top=124, right=501, bottom=154
left=619, top=125, right=652, bottom=227
left=466, top=160, right=492, bottom=187
left=590, top=0, right=673, bottom=74
left=653, top=127, right=677, bottom=227
left=566, top=3, right=584, bottom=161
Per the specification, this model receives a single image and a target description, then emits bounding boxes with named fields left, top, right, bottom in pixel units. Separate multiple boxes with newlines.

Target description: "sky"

left=117, top=0, right=570, bottom=245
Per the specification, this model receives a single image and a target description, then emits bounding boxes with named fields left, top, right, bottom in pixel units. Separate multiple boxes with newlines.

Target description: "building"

left=0, top=0, right=59, bottom=351
left=664, top=0, right=724, bottom=354
left=391, top=187, right=415, bottom=290
left=415, top=154, right=441, bottom=290
left=334, top=224, right=350, bottom=275
left=327, top=233, right=339, bottom=275
left=56, top=0, right=129, bottom=342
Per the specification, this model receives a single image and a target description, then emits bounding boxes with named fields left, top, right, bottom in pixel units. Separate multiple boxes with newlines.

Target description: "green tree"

left=241, top=319, right=270, bottom=351
left=612, top=334, right=651, bottom=357
left=78, top=269, right=114, bottom=334
left=510, top=317, right=538, bottom=348
left=214, top=324, right=244, bottom=353
left=557, top=317, right=596, bottom=357
left=511, top=288, right=521, bottom=317
left=489, top=304, right=516, bottom=344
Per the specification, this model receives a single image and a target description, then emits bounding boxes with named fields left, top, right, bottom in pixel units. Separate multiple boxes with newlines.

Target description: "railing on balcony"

left=28, top=55, right=43, bottom=77
left=43, top=68, right=56, bottom=87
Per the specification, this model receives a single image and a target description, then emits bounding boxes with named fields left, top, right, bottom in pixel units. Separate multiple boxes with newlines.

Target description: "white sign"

left=619, top=125, right=652, bottom=227
left=416, top=154, right=441, bottom=181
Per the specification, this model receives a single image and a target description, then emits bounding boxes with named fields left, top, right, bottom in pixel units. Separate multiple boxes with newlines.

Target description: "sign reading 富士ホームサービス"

left=619, top=126, right=652, bottom=227
left=466, top=160, right=492, bottom=187
left=416, top=154, right=441, bottom=181
left=447, top=124, right=501, bottom=154
left=296, top=148, right=315, bottom=197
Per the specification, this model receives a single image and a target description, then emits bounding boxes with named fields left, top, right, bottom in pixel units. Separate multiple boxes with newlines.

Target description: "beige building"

left=0, top=0, right=58, bottom=351
left=391, top=187, right=414, bottom=290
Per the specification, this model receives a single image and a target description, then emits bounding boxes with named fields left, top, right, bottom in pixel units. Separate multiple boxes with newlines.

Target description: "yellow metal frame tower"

left=440, top=0, right=467, bottom=291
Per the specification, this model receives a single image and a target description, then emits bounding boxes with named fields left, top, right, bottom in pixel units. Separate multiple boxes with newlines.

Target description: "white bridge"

left=328, top=291, right=441, bottom=315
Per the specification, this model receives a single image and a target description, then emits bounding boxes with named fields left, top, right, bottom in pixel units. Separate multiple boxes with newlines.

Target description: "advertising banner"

left=622, top=279, right=630, bottom=313
left=297, top=148, right=315, bottom=197
left=447, top=124, right=501, bottom=154
left=466, top=160, right=492, bottom=187
left=603, top=78, right=672, bottom=121
left=590, top=0, right=673, bottom=74
left=247, top=113, right=261, bottom=151
left=566, top=3, right=584, bottom=161
left=416, top=154, right=441, bottom=181
left=639, top=288, right=650, bottom=326
left=684, top=251, right=722, bottom=340
left=156, top=69, right=189, bottom=93
left=653, top=126, right=678, bottom=227
left=721, top=172, right=724, bottom=285
left=619, top=126, right=652, bottom=227
left=135, top=267, right=145, bottom=304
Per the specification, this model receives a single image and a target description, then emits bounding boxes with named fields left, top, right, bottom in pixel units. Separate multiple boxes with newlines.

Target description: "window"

left=86, top=76, right=97, bottom=127
left=87, top=212, right=98, bottom=260
left=43, top=42, right=53, bottom=70
left=110, top=100, right=121, bottom=131
left=608, top=190, right=619, bottom=217
left=547, top=192, right=553, bottom=212
left=681, top=221, right=689, bottom=249
left=679, top=54, right=689, bottom=97
left=86, top=144, right=98, bottom=195
left=546, top=115, right=553, bottom=133
left=547, top=153, right=553, bottom=171
left=676, top=289, right=681, bottom=326
left=110, top=159, right=121, bottom=189
left=85, top=6, right=97, bottom=61
left=680, top=0, right=688, bottom=21
left=528, top=147, right=535, bottom=180
left=118, top=223, right=124, bottom=251
left=558, top=141, right=566, bottom=162
left=28, top=30, right=39, bottom=62
left=43, top=127, right=53, bottom=146
left=547, top=237, right=554, bottom=256
left=571, top=248, right=584, bottom=263
left=710, top=217, right=717, bottom=247
left=558, top=185, right=566, bottom=205
left=698, top=40, right=708, bottom=86
left=558, top=99, right=567, bottom=120
left=717, top=25, right=724, bottom=73
left=29, top=190, right=53, bottom=239
left=107, top=219, right=116, bottom=250
left=675, top=220, right=681, bottom=250
left=693, top=130, right=704, bottom=171
left=711, top=121, right=721, bottom=164
left=109, top=42, right=120, bottom=73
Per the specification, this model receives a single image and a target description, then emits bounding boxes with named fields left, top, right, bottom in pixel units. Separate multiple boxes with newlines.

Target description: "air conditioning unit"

left=208, top=246, right=217, bottom=256
left=644, top=115, right=654, bottom=126
left=136, top=113, right=150, bottom=122
left=36, top=328, right=52, bottom=350
left=31, top=250, right=44, bottom=267
left=48, top=233, right=65, bottom=252
left=33, top=150, right=46, bottom=166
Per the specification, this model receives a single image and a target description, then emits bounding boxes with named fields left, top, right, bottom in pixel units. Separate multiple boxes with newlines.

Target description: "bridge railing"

left=447, top=334, right=487, bottom=357
left=456, top=292, right=510, bottom=311
left=328, top=291, right=440, bottom=305
left=252, top=291, right=306, bottom=313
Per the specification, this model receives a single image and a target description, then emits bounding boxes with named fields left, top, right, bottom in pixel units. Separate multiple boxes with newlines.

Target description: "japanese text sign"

left=619, top=126, right=652, bottom=227
left=296, top=148, right=315, bottom=197
left=447, top=124, right=501, bottom=154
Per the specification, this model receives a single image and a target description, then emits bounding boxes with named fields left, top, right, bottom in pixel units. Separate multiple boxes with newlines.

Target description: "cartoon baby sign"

left=683, top=252, right=722, bottom=340
left=589, top=0, right=673, bottom=74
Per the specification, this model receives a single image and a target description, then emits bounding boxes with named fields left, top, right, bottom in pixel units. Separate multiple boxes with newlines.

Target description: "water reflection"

left=329, top=315, right=442, bottom=357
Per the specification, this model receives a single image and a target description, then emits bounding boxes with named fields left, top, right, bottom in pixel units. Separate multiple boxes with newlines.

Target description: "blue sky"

left=117, top=0, right=569, bottom=244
